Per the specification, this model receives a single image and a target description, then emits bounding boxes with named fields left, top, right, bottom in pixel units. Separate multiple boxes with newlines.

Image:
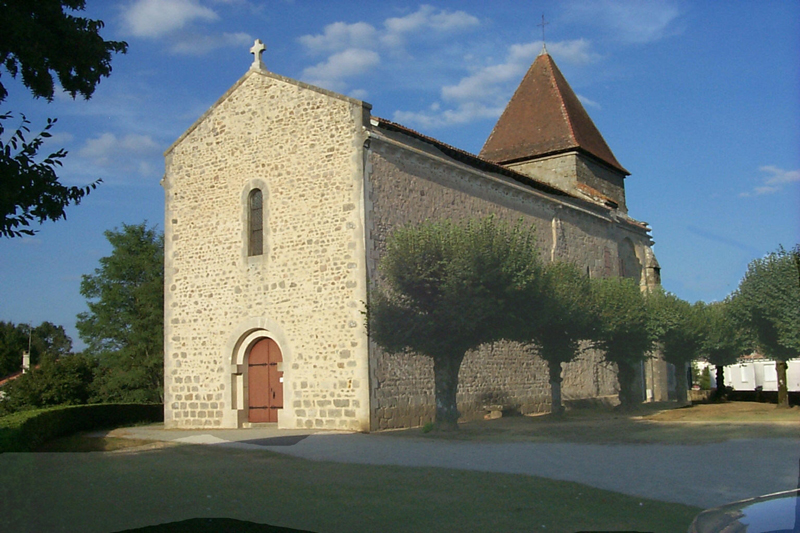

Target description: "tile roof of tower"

left=480, top=48, right=629, bottom=175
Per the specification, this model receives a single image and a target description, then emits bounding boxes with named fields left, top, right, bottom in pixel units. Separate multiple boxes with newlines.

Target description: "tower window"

left=249, top=189, right=263, bottom=256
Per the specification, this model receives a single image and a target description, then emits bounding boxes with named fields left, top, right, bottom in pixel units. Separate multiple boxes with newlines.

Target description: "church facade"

left=162, top=41, right=664, bottom=431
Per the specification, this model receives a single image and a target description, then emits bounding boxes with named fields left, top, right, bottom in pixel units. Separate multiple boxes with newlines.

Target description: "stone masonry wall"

left=366, top=133, right=642, bottom=429
left=163, top=70, right=371, bottom=430
left=508, top=153, right=627, bottom=213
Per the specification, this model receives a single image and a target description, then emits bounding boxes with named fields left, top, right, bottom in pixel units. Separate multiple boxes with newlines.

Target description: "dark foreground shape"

left=687, top=489, right=800, bottom=533
left=115, top=518, right=316, bottom=533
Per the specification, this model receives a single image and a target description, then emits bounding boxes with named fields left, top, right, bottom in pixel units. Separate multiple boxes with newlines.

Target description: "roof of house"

left=480, top=48, right=628, bottom=175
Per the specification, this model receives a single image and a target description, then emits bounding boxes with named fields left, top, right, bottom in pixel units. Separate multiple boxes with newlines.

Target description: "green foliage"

left=647, top=290, right=705, bottom=403
left=0, top=0, right=126, bottom=237
left=369, top=217, right=541, bottom=428
left=0, top=113, right=100, bottom=237
left=0, top=321, right=27, bottom=376
left=647, top=290, right=705, bottom=367
left=699, top=366, right=711, bottom=390
left=730, top=245, right=800, bottom=361
left=509, top=261, right=593, bottom=413
left=0, top=403, right=162, bottom=452
left=77, top=223, right=164, bottom=403
left=0, top=0, right=128, bottom=103
left=371, top=217, right=541, bottom=359
left=698, top=300, right=745, bottom=368
left=730, top=245, right=800, bottom=407
left=591, top=277, right=653, bottom=367
left=0, top=353, right=96, bottom=415
left=590, top=277, right=654, bottom=407
left=0, top=320, right=73, bottom=376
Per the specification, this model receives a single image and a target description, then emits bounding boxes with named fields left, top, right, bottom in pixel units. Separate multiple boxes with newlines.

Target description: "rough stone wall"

left=575, top=156, right=627, bottom=213
left=366, top=133, right=648, bottom=429
left=508, top=153, right=627, bottom=213
left=163, top=70, right=371, bottom=430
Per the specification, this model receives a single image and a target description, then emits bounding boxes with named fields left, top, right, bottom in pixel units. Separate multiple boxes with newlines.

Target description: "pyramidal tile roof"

left=480, top=47, right=628, bottom=175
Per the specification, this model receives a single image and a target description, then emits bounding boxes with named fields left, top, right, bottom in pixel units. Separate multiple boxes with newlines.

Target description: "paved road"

left=108, top=425, right=800, bottom=509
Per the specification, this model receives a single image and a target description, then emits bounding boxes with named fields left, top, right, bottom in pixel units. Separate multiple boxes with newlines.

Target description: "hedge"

left=0, top=403, right=163, bottom=453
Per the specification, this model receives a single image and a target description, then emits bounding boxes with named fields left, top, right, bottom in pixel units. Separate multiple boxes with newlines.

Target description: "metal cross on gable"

left=250, top=39, right=266, bottom=70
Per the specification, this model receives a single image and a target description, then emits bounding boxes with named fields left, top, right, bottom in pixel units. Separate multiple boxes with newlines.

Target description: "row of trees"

left=0, top=223, right=163, bottom=414
left=369, top=218, right=799, bottom=430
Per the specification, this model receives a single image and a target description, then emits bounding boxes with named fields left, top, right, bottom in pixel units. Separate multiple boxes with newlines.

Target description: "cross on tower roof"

left=537, top=14, right=549, bottom=52
left=250, top=39, right=266, bottom=71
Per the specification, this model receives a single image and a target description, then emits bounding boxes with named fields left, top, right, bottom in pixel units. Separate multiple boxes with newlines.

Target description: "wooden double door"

left=247, top=338, right=283, bottom=423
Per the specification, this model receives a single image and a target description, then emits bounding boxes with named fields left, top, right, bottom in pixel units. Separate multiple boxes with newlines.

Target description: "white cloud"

left=301, top=49, right=380, bottom=91
left=296, top=6, right=480, bottom=93
left=382, top=5, right=479, bottom=48
left=298, top=22, right=378, bottom=54
left=348, top=89, right=369, bottom=101
left=547, top=39, right=602, bottom=65
left=78, top=133, right=160, bottom=171
left=170, top=31, right=252, bottom=55
left=393, top=101, right=503, bottom=129
left=577, top=94, right=601, bottom=109
left=564, top=0, right=681, bottom=44
left=122, top=0, right=218, bottom=38
left=739, top=166, right=800, bottom=197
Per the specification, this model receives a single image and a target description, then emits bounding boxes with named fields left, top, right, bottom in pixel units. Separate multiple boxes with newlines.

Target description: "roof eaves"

left=372, top=117, right=573, bottom=199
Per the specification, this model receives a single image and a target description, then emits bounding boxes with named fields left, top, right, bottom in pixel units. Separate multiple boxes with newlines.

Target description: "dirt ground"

left=378, top=400, right=800, bottom=444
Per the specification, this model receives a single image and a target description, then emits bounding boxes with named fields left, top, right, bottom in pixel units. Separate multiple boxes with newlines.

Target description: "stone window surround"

left=242, top=178, right=269, bottom=263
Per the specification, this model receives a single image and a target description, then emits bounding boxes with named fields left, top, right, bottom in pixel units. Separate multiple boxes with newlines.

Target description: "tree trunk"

left=432, top=352, right=465, bottom=430
left=548, top=359, right=564, bottom=416
left=617, top=362, right=640, bottom=409
left=776, top=359, right=790, bottom=408
left=675, top=362, right=690, bottom=406
left=713, top=365, right=725, bottom=402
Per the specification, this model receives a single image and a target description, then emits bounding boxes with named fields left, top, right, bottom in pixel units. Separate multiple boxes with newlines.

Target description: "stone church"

left=162, top=40, right=664, bottom=431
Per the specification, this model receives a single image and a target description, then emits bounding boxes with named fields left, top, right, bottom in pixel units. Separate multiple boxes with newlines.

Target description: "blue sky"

left=1, top=1, right=798, bottom=349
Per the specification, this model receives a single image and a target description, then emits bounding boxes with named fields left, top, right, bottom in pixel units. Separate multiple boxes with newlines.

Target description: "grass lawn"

left=1, top=443, right=699, bottom=533
left=5, top=401, right=794, bottom=532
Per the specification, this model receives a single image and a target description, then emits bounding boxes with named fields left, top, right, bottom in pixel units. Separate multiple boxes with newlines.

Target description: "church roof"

left=480, top=48, right=628, bottom=175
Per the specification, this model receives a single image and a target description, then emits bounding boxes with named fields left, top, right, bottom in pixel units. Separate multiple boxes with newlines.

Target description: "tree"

left=0, top=320, right=73, bottom=376
left=76, top=223, right=164, bottom=403
left=730, top=245, right=800, bottom=408
left=0, top=353, right=96, bottom=415
left=590, top=277, right=654, bottom=409
left=513, top=261, right=593, bottom=415
left=369, top=217, right=541, bottom=430
left=0, top=321, right=28, bottom=377
left=698, top=300, right=745, bottom=400
left=648, top=290, right=705, bottom=405
left=0, top=0, right=127, bottom=237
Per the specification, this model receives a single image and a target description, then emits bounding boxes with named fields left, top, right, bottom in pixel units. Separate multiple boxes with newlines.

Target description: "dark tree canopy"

left=0, top=113, right=100, bottom=237
left=0, top=353, right=96, bottom=415
left=0, top=0, right=127, bottom=237
left=511, top=261, right=594, bottom=415
left=0, top=320, right=73, bottom=377
left=369, top=217, right=541, bottom=429
left=0, top=0, right=128, bottom=103
left=76, top=223, right=164, bottom=403
left=730, top=245, right=800, bottom=407
left=648, top=290, right=705, bottom=405
left=590, top=277, right=653, bottom=408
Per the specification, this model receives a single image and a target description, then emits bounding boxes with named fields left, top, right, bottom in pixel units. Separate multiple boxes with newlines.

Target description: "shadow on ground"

left=116, top=517, right=313, bottom=533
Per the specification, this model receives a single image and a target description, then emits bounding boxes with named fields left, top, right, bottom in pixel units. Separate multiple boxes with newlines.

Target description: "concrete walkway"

left=106, top=424, right=800, bottom=510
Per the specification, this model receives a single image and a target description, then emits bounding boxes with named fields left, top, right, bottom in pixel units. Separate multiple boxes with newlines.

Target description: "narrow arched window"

left=248, top=189, right=263, bottom=256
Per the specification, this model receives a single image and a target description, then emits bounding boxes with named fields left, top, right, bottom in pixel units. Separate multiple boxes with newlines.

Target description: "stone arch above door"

left=223, top=318, right=291, bottom=427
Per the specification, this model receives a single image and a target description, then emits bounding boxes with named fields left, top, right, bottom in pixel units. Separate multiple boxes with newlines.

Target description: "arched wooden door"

left=248, top=338, right=283, bottom=423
